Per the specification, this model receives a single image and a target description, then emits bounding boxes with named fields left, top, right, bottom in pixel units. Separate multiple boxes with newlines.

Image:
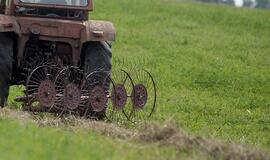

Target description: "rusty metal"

left=38, top=79, right=56, bottom=108
left=13, top=19, right=116, bottom=66
left=25, top=64, right=59, bottom=110
left=1, top=0, right=115, bottom=66
left=128, top=69, right=157, bottom=122
left=105, top=70, right=134, bottom=122
left=82, top=20, right=116, bottom=43
left=54, top=66, right=86, bottom=115
left=2, top=0, right=157, bottom=122
left=111, top=84, right=127, bottom=110
left=131, top=84, right=148, bottom=109
left=89, top=85, right=108, bottom=112
left=0, top=15, right=20, bottom=34
left=21, top=62, right=157, bottom=122
left=64, top=83, right=81, bottom=110
left=14, top=95, right=30, bottom=102
left=83, top=71, right=111, bottom=117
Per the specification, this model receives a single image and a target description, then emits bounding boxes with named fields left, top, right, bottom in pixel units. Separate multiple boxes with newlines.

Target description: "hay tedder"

left=0, top=0, right=156, bottom=122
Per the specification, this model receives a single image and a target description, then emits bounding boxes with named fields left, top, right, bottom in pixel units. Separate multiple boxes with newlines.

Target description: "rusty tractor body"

left=0, top=0, right=115, bottom=68
left=0, top=0, right=156, bottom=122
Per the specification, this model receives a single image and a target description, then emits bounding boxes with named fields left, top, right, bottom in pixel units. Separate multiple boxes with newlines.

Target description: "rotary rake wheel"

left=128, top=69, right=157, bottom=122
left=106, top=70, right=134, bottom=122
left=54, top=66, right=87, bottom=117
left=83, top=71, right=112, bottom=119
left=24, top=64, right=60, bottom=112
left=18, top=61, right=157, bottom=122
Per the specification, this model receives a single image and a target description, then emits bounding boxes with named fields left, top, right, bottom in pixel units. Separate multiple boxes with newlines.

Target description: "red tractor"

left=0, top=0, right=156, bottom=121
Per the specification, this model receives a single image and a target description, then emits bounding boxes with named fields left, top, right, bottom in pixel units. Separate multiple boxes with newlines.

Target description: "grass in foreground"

left=0, top=108, right=269, bottom=160
left=5, top=0, right=270, bottom=159
left=0, top=109, right=183, bottom=160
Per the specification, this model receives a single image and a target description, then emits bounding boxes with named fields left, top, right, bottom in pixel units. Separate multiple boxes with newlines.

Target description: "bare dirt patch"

left=0, top=108, right=269, bottom=160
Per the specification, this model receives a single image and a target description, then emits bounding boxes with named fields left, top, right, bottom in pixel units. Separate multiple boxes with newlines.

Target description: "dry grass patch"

left=139, top=123, right=270, bottom=160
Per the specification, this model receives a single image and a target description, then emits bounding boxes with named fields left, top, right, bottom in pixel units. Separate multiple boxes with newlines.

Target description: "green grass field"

left=3, top=0, right=270, bottom=159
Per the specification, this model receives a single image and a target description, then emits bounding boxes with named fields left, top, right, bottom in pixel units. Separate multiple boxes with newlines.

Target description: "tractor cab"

left=3, top=0, right=93, bottom=20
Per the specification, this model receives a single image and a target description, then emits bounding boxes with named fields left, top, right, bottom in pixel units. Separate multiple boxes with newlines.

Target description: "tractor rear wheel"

left=84, top=42, right=112, bottom=119
left=0, top=33, right=13, bottom=107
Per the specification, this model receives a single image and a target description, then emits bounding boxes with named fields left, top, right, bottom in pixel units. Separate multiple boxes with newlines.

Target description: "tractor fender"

left=0, top=15, right=20, bottom=35
left=82, top=20, right=115, bottom=43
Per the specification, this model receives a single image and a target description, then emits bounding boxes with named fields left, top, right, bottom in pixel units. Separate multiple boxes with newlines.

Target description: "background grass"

left=5, top=0, right=270, bottom=159
left=90, top=0, right=270, bottom=148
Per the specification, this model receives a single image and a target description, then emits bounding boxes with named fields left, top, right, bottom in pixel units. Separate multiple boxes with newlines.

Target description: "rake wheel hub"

left=111, top=84, right=127, bottom=110
left=89, top=85, right=108, bottom=112
left=64, top=83, right=81, bottom=110
left=132, top=84, right=148, bottom=109
left=38, top=80, right=56, bottom=108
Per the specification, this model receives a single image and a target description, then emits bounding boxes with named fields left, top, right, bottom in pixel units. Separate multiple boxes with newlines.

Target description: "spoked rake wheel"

left=128, top=69, right=157, bottom=122
left=106, top=70, right=134, bottom=123
left=54, top=66, right=86, bottom=117
left=25, top=64, right=59, bottom=111
left=83, top=71, right=111, bottom=119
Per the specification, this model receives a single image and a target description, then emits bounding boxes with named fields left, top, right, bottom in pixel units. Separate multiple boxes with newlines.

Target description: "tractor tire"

left=84, top=41, right=112, bottom=119
left=0, top=33, right=13, bottom=107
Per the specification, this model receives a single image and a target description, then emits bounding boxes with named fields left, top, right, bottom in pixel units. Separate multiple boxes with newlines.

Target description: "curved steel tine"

left=105, top=69, right=135, bottom=123
left=52, top=66, right=67, bottom=113
left=24, top=64, right=58, bottom=112
left=128, top=69, right=157, bottom=122
left=20, top=56, right=158, bottom=122
left=119, top=69, right=135, bottom=122
left=53, top=66, right=86, bottom=115
left=83, top=70, right=111, bottom=120
left=143, top=69, right=157, bottom=118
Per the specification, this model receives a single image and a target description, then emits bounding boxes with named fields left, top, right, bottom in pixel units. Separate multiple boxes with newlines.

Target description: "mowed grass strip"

left=5, top=0, right=270, bottom=158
